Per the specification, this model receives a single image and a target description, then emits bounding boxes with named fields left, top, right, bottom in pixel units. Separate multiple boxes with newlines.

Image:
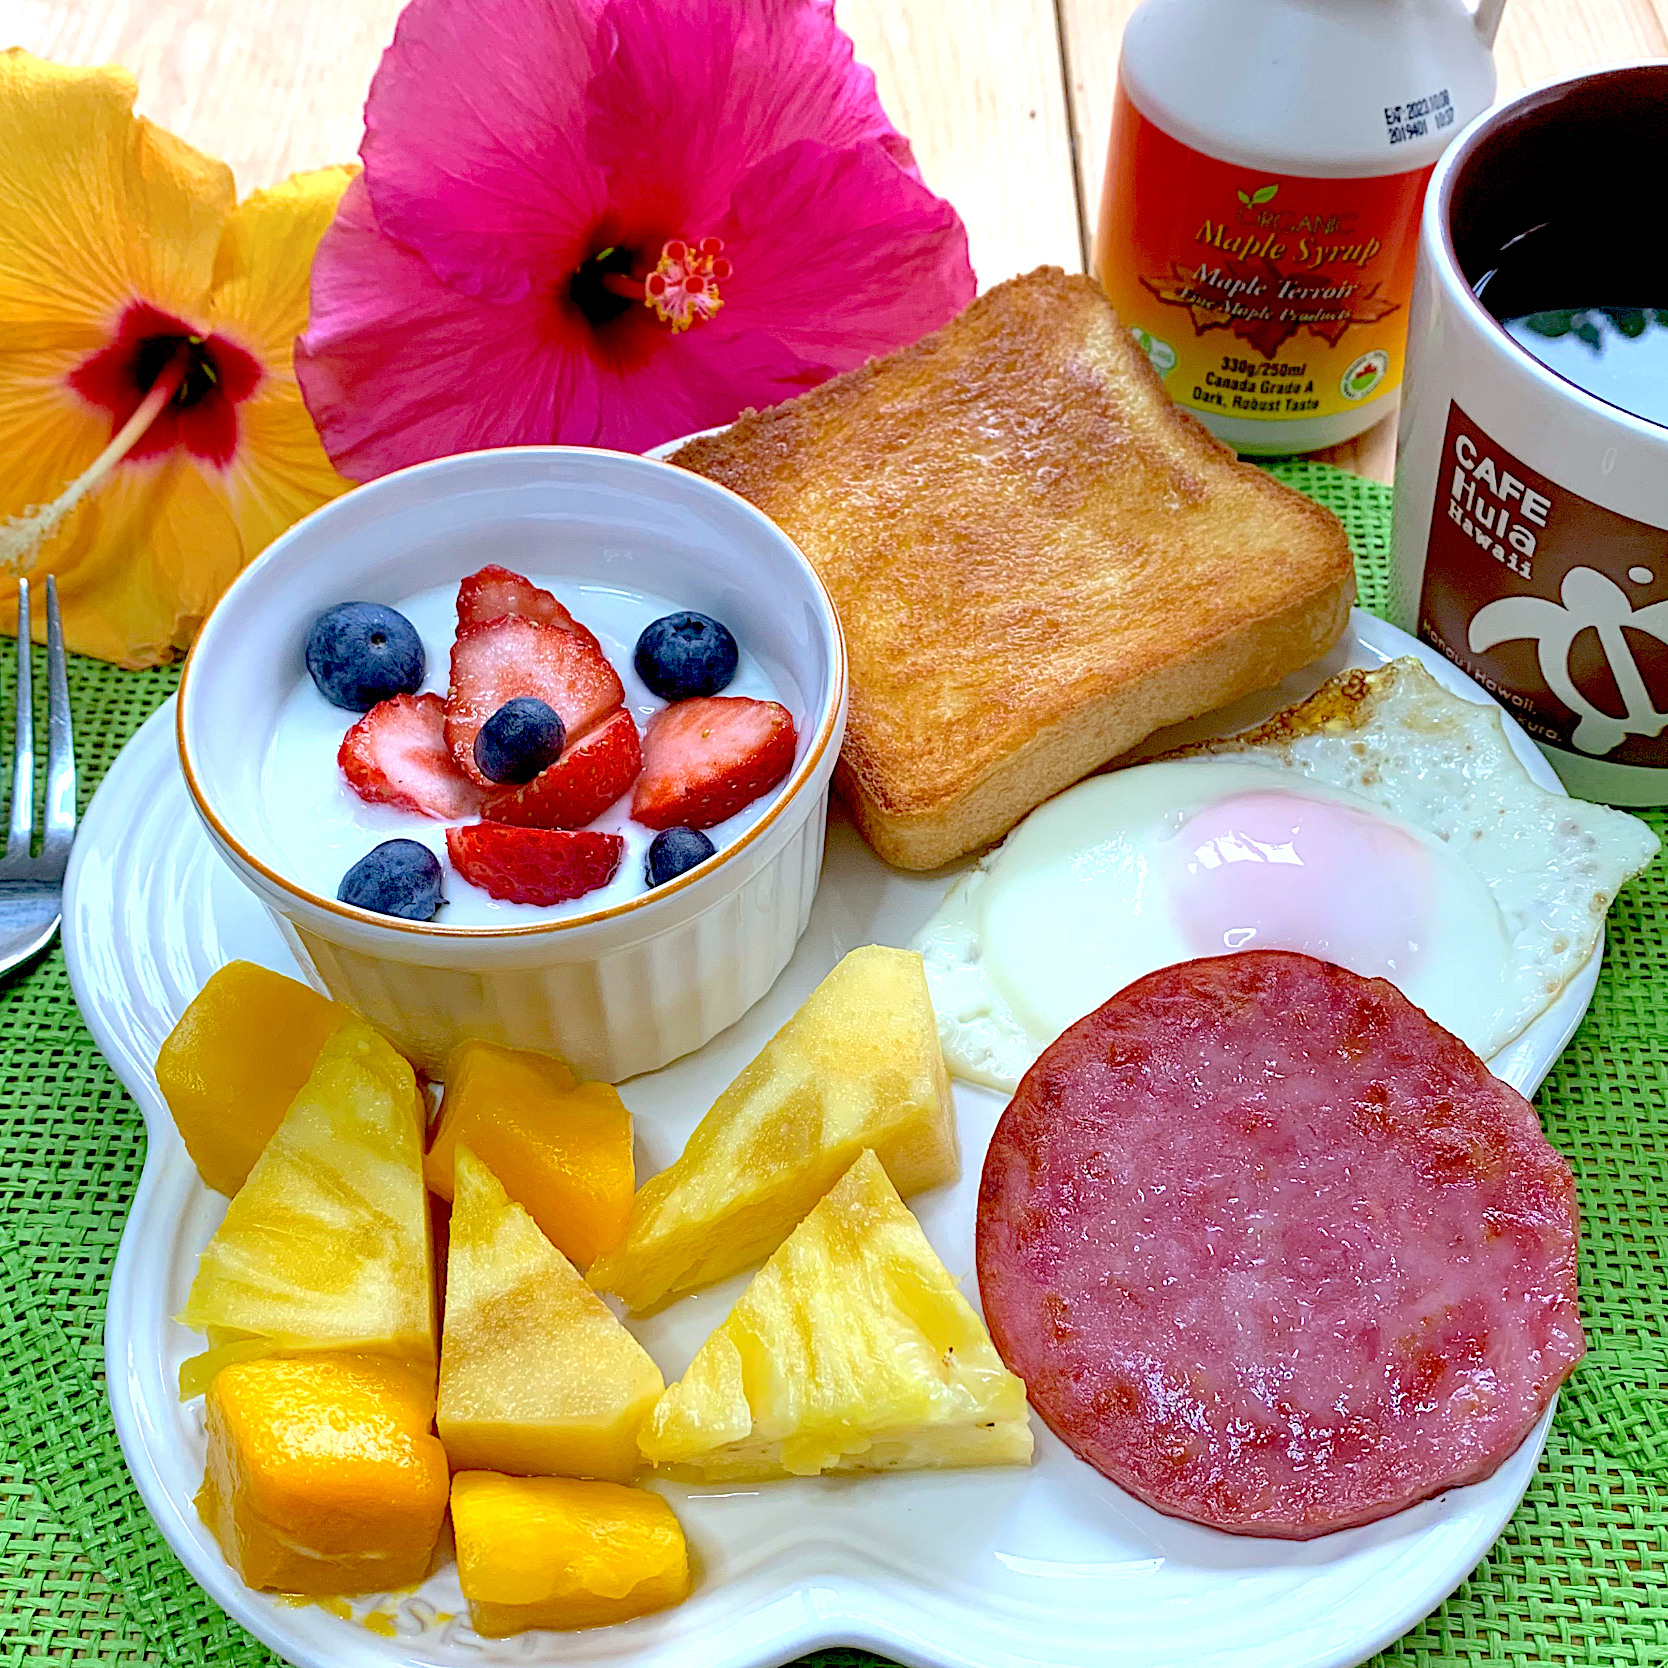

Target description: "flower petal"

left=3, top=451, right=243, bottom=669
left=0, top=350, right=111, bottom=568
left=0, top=332, right=267, bottom=666
left=296, top=177, right=576, bottom=481
left=0, top=49, right=232, bottom=340
left=295, top=1, right=975, bottom=471
left=559, top=315, right=826, bottom=453
left=1, top=149, right=358, bottom=664
left=717, top=138, right=974, bottom=364
left=211, top=165, right=357, bottom=369
left=588, top=0, right=918, bottom=236
left=567, top=136, right=979, bottom=455
left=0, top=50, right=246, bottom=664
left=205, top=394, right=348, bottom=578
left=360, top=0, right=607, bottom=302
left=107, top=462, right=248, bottom=666
left=209, top=167, right=359, bottom=553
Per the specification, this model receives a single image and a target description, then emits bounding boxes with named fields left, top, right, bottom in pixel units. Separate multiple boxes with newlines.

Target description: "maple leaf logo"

left=1140, top=257, right=1282, bottom=341
left=1140, top=254, right=1400, bottom=359
left=1298, top=285, right=1398, bottom=348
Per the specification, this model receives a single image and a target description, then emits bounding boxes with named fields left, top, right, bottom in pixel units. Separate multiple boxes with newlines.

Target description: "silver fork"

left=0, top=577, right=75, bottom=974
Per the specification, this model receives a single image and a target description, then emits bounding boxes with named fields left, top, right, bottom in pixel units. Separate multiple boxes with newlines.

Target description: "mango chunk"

left=196, top=1354, right=448, bottom=1595
left=425, top=1041, right=631, bottom=1269
left=438, top=1146, right=662, bottom=1481
left=451, top=1471, right=690, bottom=1635
left=178, top=1021, right=435, bottom=1392
left=157, top=961, right=353, bottom=1196
left=590, top=946, right=958, bottom=1311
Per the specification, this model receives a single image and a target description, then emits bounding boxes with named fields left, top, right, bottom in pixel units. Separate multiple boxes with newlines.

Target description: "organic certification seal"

left=1341, top=349, right=1389, bottom=401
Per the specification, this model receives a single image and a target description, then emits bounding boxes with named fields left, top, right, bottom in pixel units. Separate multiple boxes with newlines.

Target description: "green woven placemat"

left=1, top=463, right=1664, bottom=1668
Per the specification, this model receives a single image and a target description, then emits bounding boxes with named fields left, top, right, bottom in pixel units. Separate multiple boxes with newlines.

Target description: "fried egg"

left=915, top=659, right=1659, bottom=1092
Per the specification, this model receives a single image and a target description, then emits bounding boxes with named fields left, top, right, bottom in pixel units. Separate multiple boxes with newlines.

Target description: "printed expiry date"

left=1385, top=87, right=1454, bottom=145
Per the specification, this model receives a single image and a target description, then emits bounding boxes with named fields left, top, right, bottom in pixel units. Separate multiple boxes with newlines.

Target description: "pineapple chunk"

left=156, top=961, right=354, bottom=1196
left=177, top=1021, right=434, bottom=1392
left=452, top=1471, right=690, bottom=1635
left=425, top=1042, right=632, bottom=1269
left=438, top=1146, right=663, bottom=1481
left=638, top=1150, right=1031, bottom=1480
left=590, top=946, right=957, bottom=1311
left=196, top=1354, right=448, bottom=1595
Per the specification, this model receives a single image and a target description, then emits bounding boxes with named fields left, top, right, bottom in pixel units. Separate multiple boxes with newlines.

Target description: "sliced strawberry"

left=445, top=615, right=625, bottom=787
left=631, top=697, right=797, bottom=831
left=339, top=693, right=486, bottom=821
left=485, top=707, right=642, bottom=830
left=446, top=824, right=624, bottom=906
left=455, top=564, right=603, bottom=653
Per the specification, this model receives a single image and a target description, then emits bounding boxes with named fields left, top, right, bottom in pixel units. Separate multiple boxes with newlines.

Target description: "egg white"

left=915, top=664, right=1659, bottom=1093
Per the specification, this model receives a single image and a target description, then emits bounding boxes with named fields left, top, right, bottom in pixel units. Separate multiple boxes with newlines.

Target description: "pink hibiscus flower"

left=296, top=0, right=976, bottom=477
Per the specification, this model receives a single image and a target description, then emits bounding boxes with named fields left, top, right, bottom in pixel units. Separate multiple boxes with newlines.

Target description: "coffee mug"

left=1391, top=63, right=1668, bottom=805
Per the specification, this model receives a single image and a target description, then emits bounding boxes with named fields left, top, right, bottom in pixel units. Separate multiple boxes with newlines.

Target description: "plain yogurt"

left=263, top=576, right=791, bottom=926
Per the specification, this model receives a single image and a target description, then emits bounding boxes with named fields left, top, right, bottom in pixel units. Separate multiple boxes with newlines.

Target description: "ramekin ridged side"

left=177, top=445, right=847, bottom=1084
left=268, top=783, right=828, bottom=1079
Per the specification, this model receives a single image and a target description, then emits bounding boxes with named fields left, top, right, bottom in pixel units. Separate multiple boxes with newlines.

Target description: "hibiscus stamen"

left=0, top=344, right=193, bottom=572
left=645, top=237, right=730, bottom=333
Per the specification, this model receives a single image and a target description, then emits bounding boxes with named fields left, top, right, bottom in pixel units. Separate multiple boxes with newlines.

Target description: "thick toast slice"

left=672, top=268, right=1355, bottom=869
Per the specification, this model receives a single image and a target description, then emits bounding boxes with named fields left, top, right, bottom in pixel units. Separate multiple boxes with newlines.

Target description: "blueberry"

left=645, top=826, right=716, bottom=887
left=634, top=611, right=739, bottom=701
left=474, top=697, right=566, bottom=784
left=306, top=602, right=426, bottom=712
left=339, top=839, right=445, bottom=920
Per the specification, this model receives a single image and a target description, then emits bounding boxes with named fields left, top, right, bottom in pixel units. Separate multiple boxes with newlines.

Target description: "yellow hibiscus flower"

left=0, top=49, right=354, bottom=667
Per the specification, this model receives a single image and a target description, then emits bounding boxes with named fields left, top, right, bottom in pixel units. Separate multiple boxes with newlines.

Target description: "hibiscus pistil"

left=1, top=50, right=355, bottom=665
left=0, top=342, right=194, bottom=571
left=644, top=237, right=731, bottom=333
left=589, top=238, right=731, bottom=334
left=295, top=0, right=976, bottom=471
left=69, top=303, right=264, bottom=471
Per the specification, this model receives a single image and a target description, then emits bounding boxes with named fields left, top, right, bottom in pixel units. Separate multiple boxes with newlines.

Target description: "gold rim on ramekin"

left=176, top=448, right=849, bottom=939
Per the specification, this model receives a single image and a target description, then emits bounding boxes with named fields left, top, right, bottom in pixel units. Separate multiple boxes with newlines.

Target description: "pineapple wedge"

left=438, top=1146, right=663, bottom=1482
left=638, top=1150, right=1032, bottom=1480
left=590, top=946, right=957, bottom=1311
left=177, top=1021, right=434, bottom=1394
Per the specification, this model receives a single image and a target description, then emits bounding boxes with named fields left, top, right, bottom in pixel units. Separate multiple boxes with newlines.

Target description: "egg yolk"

left=1163, top=790, right=1436, bottom=979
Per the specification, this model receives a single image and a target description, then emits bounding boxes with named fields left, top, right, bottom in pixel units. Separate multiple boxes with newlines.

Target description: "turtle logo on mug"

left=1469, top=568, right=1668, bottom=755
left=1416, top=404, right=1668, bottom=768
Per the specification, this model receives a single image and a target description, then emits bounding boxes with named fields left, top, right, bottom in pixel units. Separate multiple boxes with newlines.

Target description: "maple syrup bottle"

left=1094, top=0, right=1502, bottom=455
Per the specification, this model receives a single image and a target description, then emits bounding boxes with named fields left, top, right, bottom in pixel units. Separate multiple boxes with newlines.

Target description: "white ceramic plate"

left=68, top=611, right=1586, bottom=1668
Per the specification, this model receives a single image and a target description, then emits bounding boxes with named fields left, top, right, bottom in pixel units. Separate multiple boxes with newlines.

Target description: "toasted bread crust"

left=674, top=268, right=1356, bottom=869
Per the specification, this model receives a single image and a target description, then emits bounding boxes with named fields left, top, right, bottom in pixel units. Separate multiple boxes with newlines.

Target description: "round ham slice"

left=976, top=950, right=1584, bottom=1539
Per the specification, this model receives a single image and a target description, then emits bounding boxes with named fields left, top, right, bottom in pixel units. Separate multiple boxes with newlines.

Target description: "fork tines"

left=4, top=577, right=75, bottom=876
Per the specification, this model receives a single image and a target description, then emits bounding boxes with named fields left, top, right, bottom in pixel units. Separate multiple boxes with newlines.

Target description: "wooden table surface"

left=11, top=0, right=1666, bottom=481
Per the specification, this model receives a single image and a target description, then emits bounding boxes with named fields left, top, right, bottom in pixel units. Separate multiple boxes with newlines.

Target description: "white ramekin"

left=177, top=447, right=846, bottom=1081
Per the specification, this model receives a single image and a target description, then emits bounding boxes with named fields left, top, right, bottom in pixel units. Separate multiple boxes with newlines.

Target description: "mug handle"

left=1471, top=0, right=1508, bottom=46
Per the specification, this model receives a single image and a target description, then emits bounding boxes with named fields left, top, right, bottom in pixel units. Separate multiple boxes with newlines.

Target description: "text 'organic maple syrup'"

left=1094, top=0, right=1504, bottom=456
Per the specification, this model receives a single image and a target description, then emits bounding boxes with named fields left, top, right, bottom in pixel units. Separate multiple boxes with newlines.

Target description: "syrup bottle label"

left=1096, top=84, right=1430, bottom=424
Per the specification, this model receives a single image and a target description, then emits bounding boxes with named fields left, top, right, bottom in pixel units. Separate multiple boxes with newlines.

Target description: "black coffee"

left=1470, top=218, right=1668, bottom=428
left=1497, top=308, right=1668, bottom=428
